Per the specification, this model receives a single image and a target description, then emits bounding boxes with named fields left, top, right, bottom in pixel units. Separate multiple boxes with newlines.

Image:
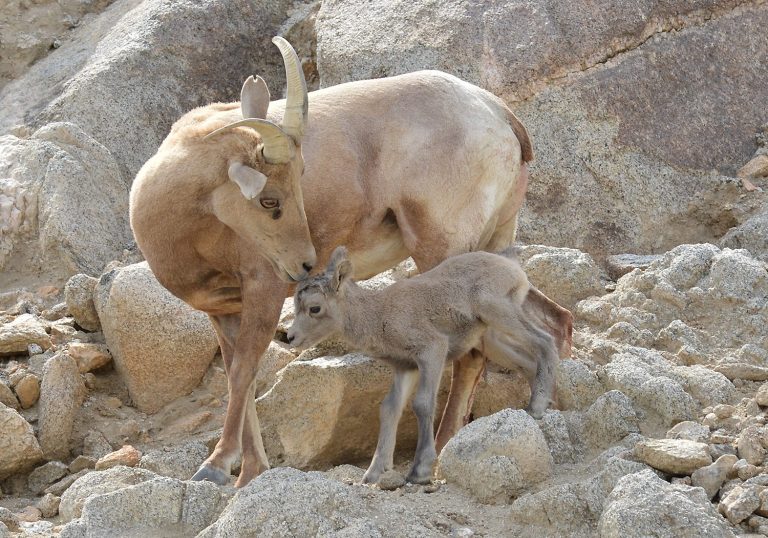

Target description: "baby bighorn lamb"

left=287, top=246, right=559, bottom=485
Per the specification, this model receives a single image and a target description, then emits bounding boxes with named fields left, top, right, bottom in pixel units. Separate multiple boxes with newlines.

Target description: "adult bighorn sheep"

left=129, top=37, right=572, bottom=487
left=287, top=246, right=558, bottom=484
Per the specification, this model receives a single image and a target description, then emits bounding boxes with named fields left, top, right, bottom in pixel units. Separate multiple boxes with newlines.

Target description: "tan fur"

left=130, top=60, right=567, bottom=486
left=288, top=247, right=558, bottom=484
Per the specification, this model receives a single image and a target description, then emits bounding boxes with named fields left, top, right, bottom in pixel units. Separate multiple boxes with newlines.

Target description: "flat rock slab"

left=636, top=438, right=712, bottom=475
left=0, top=314, right=51, bottom=355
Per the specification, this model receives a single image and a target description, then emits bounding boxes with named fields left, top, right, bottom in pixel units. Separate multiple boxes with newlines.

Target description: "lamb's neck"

left=339, top=284, right=385, bottom=353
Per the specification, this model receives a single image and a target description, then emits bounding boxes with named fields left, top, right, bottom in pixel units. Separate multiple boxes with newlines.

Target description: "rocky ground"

left=1, top=240, right=768, bottom=537
left=2, top=0, right=768, bottom=537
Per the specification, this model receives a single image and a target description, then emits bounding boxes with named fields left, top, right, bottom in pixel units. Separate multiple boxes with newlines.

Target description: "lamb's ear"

left=328, top=246, right=352, bottom=291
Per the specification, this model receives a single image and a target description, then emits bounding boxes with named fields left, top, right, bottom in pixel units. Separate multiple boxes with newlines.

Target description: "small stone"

left=714, top=404, right=736, bottom=419
left=44, top=469, right=89, bottom=496
left=757, top=384, right=768, bottom=407
left=691, top=454, right=738, bottom=499
left=671, top=476, right=692, bottom=486
left=735, top=459, right=762, bottom=481
left=64, top=274, right=100, bottom=332
left=67, top=342, right=112, bottom=373
left=666, top=421, right=710, bottom=443
left=82, top=431, right=112, bottom=459
left=95, top=445, right=142, bottom=470
left=720, top=485, right=761, bottom=524
left=757, top=488, right=768, bottom=517
left=68, top=456, right=96, bottom=474
left=16, top=506, right=41, bottom=523
left=710, top=443, right=738, bottom=460
left=28, top=461, right=68, bottom=494
left=0, top=381, right=20, bottom=409
left=36, top=494, right=60, bottom=518
left=710, top=431, right=736, bottom=444
left=423, top=482, right=441, bottom=493
left=14, top=373, right=40, bottom=409
left=0, top=508, right=19, bottom=532
left=635, top=438, right=712, bottom=475
left=739, top=426, right=766, bottom=466
left=715, top=364, right=768, bottom=382
left=703, top=413, right=719, bottom=429
left=27, top=343, right=43, bottom=355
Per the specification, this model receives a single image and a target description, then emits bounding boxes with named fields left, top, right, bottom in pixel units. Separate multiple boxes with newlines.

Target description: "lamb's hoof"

left=406, top=472, right=432, bottom=485
left=362, top=470, right=381, bottom=485
left=191, top=464, right=230, bottom=485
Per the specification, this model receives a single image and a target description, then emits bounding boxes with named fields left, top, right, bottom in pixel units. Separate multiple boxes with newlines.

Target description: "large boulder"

left=0, top=123, right=131, bottom=285
left=255, top=353, right=529, bottom=469
left=0, top=0, right=304, bottom=182
left=437, top=408, right=552, bottom=503
left=316, top=1, right=768, bottom=256
left=598, top=469, right=737, bottom=537
left=94, top=262, right=219, bottom=413
left=0, top=402, right=44, bottom=479
left=59, top=466, right=157, bottom=522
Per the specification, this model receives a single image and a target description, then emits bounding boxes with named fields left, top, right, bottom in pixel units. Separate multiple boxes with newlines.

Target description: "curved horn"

left=272, top=36, right=308, bottom=143
left=204, top=119, right=294, bottom=164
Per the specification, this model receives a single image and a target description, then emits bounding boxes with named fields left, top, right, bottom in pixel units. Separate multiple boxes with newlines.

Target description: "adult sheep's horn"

left=272, top=36, right=308, bottom=142
left=204, top=119, right=294, bottom=164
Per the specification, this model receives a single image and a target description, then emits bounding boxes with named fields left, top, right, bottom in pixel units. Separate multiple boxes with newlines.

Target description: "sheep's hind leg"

left=363, top=367, right=418, bottom=484
left=408, top=346, right=446, bottom=484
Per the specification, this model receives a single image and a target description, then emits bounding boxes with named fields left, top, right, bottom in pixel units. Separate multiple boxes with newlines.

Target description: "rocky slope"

left=1, top=0, right=768, bottom=537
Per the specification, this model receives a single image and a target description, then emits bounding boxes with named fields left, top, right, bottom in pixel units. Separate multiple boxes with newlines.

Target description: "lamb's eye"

left=309, top=306, right=321, bottom=314
left=260, top=198, right=279, bottom=209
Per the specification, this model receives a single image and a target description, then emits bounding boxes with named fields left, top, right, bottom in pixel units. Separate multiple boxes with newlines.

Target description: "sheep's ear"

left=229, top=162, right=267, bottom=199
left=328, top=246, right=352, bottom=291
left=241, top=76, right=270, bottom=119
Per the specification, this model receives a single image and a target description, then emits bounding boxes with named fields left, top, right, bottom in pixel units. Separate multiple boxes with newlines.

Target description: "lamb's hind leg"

left=408, top=344, right=447, bottom=484
left=363, top=367, right=419, bottom=484
left=480, top=299, right=558, bottom=419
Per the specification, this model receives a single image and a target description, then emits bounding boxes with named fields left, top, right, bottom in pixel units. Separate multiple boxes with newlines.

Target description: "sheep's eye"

left=309, top=306, right=321, bottom=314
left=260, top=198, right=279, bottom=209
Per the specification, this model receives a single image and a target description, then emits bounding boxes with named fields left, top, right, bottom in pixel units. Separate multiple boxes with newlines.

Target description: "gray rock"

left=583, top=391, right=640, bottom=450
left=438, top=409, right=552, bottom=503
left=719, top=485, right=762, bottom=524
left=538, top=410, right=581, bottom=464
left=38, top=352, right=85, bottom=460
left=0, top=125, right=132, bottom=283
left=691, top=454, right=738, bottom=500
left=44, top=469, right=89, bottom=497
left=59, top=476, right=225, bottom=538
left=28, top=461, right=69, bottom=494
left=36, top=493, right=61, bottom=518
left=94, top=262, right=219, bottom=413
left=757, top=382, right=768, bottom=407
left=739, top=426, right=767, bottom=466
left=63, top=274, right=100, bottom=332
left=517, top=245, right=605, bottom=309
left=720, top=209, right=768, bottom=263
left=0, top=508, right=19, bottom=532
left=0, top=0, right=301, bottom=183
left=599, top=469, right=737, bottom=537
left=0, top=402, right=43, bottom=479
left=554, top=359, right=604, bottom=411
left=59, top=466, right=157, bottom=522
left=139, top=442, right=209, bottom=480
left=606, top=254, right=662, bottom=281
left=68, top=456, right=96, bottom=474
left=635, top=438, right=712, bottom=475
left=82, top=431, right=113, bottom=460
left=0, top=314, right=51, bottom=355
left=666, top=421, right=710, bottom=443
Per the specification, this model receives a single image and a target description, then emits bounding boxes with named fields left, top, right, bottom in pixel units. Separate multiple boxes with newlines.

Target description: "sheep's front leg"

left=409, top=346, right=447, bottom=484
left=363, top=367, right=418, bottom=484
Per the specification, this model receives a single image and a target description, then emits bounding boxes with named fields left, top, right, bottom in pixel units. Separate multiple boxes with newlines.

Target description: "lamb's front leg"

left=363, top=367, right=419, bottom=484
left=409, top=347, right=446, bottom=484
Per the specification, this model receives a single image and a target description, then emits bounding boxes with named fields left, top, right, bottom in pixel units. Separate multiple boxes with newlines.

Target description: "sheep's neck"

left=339, top=284, right=385, bottom=355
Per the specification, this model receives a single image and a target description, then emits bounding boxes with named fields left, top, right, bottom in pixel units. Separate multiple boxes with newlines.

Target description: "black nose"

left=302, top=262, right=313, bottom=273
left=287, top=334, right=294, bottom=344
